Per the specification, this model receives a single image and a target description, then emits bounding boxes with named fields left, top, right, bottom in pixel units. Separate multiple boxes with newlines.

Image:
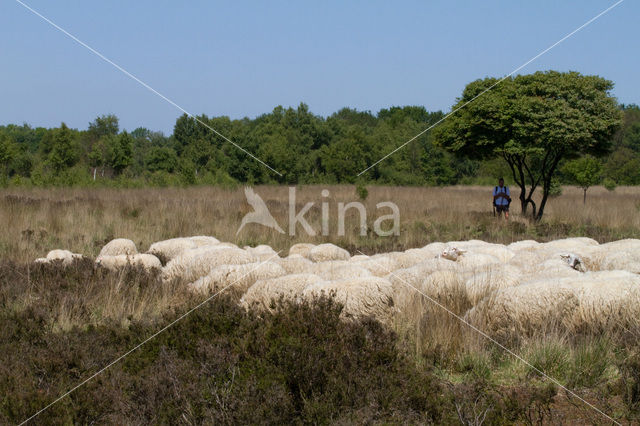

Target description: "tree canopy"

left=433, top=71, right=622, bottom=220
left=0, top=72, right=638, bottom=199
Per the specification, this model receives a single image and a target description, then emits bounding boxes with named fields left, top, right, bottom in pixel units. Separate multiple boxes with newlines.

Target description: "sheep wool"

left=276, top=255, right=314, bottom=274
left=288, top=243, right=315, bottom=258
left=464, top=264, right=522, bottom=305
left=567, top=271, right=640, bottom=333
left=42, top=249, right=83, bottom=266
left=301, top=276, right=395, bottom=323
left=466, top=281, right=579, bottom=341
left=309, top=262, right=372, bottom=281
left=161, top=246, right=254, bottom=284
left=241, top=274, right=325, bottom=311
left=98, top=238, right=138, bottom=257
left=308, top=243, right=350, bottom=262
left=96, top=253, right=162, bottom=271
left=188, top=261, right=286, bottom=295
left=244, top=245, right=280, bottom=262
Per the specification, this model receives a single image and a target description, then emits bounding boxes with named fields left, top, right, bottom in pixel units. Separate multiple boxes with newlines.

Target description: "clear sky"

left=1, top=0, right=637, bottom=135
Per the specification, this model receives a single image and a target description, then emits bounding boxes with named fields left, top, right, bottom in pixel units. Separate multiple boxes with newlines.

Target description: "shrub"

left=603, top=178, right=617, bottom=191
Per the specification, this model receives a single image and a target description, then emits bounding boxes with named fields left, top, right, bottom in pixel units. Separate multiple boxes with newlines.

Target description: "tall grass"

left=1, top=185, right=639, bottom=262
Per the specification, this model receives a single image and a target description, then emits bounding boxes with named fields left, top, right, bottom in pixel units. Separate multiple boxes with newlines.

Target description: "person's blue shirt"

left=493, top=185, right=510, bottom=206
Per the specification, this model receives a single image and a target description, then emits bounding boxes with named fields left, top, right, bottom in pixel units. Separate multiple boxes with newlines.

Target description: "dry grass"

left=2, top=184, right=639, bottom=263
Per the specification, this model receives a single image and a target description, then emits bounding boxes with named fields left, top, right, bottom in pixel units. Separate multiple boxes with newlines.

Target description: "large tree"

left=433, top=71, right=622, bottom=220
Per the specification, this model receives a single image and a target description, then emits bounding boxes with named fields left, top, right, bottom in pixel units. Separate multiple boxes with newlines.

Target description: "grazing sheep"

left=161, top=246, right=254, bottom=284
left=308, top=243, right=350, bottom=262
left=541, top=237, right=599, bottom=251
left=387, top=250, right=427, bottom=269
left=600, top=251, right=640, bottom=274
left=241, top=274, right=325, bottom=311
left=465, top=264, right=522, bottom=305
left=147, top=236, right=221, bottom=262
left=466, top=281, right=580, bottom=341
left=417, top=242, right=449, bottom=259
left=508, top=249, right=551, bottom=273
left=455, top=253, right=501, bottom=272
left=188, top=261, right=286, bottom=295
left=438, top=247, right=466, bottom=261
left=96, top=253, right=162, bottom=271
left=38, top=249, right=83, bottom=266
left=507, top=240, right=540, bottom=251
left=276, top=254, right=314, bottom=274
left=301, top=276, right=395, bottom=323
left=352, top=255, right=400, bottom=277
left=559, top=253, right=586, bottom=272
left=308, top=262, right=372, bottom=281
left=98, top=238, right=138, bottom=257
left=244, top=245, right=280, bottom=262
left=387, top=262, right=462, bottom=313
left=349, top=254, right=370, bottom=262
left=189, top=236, right=221, bottom=246
left=288, top=243, right=315, bottom=258
left=567, top=271, right=640, bottom=333
left=471, top=244, right=515, bottom=263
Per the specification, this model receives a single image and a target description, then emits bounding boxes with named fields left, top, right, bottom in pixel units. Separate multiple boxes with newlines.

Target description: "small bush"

left=603, top=178, right=617, bottom=191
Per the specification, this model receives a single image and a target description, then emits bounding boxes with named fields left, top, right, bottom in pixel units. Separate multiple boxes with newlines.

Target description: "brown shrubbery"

left=0, top=260, right=454, bottom=424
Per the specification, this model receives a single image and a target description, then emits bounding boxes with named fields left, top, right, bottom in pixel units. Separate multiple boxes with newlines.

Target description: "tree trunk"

left=583, top=188, right=587, bottom=205
left=93, top=168, right=97, bottom=181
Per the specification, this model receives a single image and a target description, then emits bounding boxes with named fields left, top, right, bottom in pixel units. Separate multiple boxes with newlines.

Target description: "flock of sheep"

left=35, top=236, right=640, bottom=339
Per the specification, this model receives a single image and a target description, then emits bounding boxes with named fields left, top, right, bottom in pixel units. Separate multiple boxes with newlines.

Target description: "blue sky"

left=1, top=1, right=637, bottom=135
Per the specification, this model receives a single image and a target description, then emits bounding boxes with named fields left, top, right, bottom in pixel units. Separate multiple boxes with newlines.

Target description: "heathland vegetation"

left=3, top=188, right=640, bottom=423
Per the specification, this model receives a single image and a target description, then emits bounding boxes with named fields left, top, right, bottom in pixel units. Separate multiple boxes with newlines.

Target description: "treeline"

left=0, top=103, right=639, bottom=187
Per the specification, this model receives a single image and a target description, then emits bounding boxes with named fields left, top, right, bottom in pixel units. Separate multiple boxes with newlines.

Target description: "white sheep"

left=308, top=243, right=350, bottom=262
left=36, top=249, right=83, bottom=266
left=438, top=247, right=465, bottom=261
left=147, top=236, right=220, bottom=261
left=599, top=251, right=640, bottom=274
left=387, top=261, right=462, bottom=313
left=471, top=243, right=515, bottom=263
left=288, top=243, right=315, bottom=258
left=275, top=254, right=314, bottom=274
left=243, top=245, right=280, bottom=262
left=464, top=264, right=523, bottom=305
left=98, top=238, right=137, bottom=257
left=466, top=281, right=580, bottom=340
left=567, top=270, right=640, bottom=333
left=96, top=253, right=162, bottom=271
left=301, top=276, right=395, bottom=323
left=241, top=273, right=325, bottom=311
left=507, top=240, right=540, bottom=251
left=188, top=261, right=286, bottom=295
left=540, top=237, right=599, bottom=251
left=161, top=246, right=254, bottom=284
left=349, top=254, right=370, bottom=262
left=457, top=253, right=501, bottom=271
left=308, top=261, right=372, bottom=281
left=352, top=255, right=400, bottom=277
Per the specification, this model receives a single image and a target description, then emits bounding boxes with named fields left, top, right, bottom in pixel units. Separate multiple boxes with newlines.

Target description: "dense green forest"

left=1, top=102, right=639, bottom=187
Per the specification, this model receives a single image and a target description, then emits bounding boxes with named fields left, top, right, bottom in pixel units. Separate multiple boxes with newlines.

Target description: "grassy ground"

left=2, top=185, right=640, bottom=423
left=1, top=184, right=640, bottom=262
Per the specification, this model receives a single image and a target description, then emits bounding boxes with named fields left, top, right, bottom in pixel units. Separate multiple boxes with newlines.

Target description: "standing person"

left=493, top=178, right=511, bottom=220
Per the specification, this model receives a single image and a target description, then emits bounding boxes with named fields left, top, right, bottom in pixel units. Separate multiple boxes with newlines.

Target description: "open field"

left=2, top=184, right=640, bottom=263
left=3, top=185, right=640, bottom=423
